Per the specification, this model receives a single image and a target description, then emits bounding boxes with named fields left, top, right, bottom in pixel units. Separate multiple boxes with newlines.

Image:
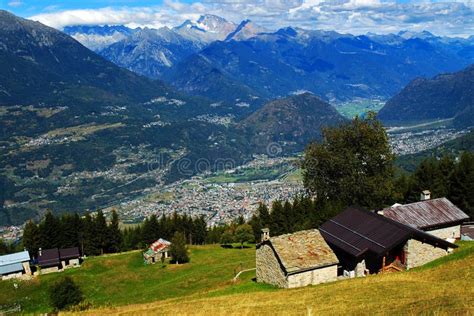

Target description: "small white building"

left=0, top=250, right=31, bottom=280
left=256, top=229, right=339, bottom=288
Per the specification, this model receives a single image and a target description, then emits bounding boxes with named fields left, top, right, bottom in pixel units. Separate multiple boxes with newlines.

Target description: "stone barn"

left=256, top=229, right=339, bottom=288
left=381, top=196, right=469, bottom=240
left=320, top=207, right=457, bottom=275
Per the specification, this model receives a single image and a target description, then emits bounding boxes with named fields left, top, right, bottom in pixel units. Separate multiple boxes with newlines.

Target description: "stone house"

left=144, top=238, right=171, bottom=264
left=320, top=207, right=457, bottom=275
left=380, top=196, right=469, bottom=241
left=256, top=229, right=339, bottom=288
left=0, top=250, right=31, bottom=280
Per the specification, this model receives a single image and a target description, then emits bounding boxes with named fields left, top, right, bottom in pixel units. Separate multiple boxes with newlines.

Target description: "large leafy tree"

left=302, top=113, right=395, bottom=209
left=234, top=224, right=254, bottom=248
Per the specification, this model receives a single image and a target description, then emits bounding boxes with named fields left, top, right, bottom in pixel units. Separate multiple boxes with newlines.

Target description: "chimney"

left=38, top=248, right=42, bottom=256
left=261, top=228, right=270, bottom=242
left=420, top=190, right=431, bottom=201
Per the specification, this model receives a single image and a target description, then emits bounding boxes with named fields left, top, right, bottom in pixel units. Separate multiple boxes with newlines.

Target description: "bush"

left=49, top=276, right=83, bottom=311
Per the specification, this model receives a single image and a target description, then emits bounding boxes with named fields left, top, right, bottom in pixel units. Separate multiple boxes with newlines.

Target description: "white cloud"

left=8, top=0, right=23, bottom=7
left=28, top=0, right=474, bottom=37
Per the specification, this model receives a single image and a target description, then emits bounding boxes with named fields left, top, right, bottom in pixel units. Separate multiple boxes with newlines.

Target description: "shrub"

left=49, top=276, right=83, bottom=310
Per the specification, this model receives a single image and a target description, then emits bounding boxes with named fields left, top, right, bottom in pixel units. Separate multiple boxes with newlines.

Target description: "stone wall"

left=426, top=225, right=461, bottom=239
left=287, top=265, right=338, bottom=288
left=256, top=244, right=288, bottom=288
left=354, top=259, right=366, bottom=277
left=405, top=239, right=448, bottom=269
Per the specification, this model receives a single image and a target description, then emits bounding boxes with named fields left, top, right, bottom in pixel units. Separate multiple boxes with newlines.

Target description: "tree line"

left=21, top=210, right=212, bottom=257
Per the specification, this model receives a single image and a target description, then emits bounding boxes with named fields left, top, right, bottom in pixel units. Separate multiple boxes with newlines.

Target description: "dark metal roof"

left=59, top=247, right=80, bottom=260
left=320, top=207, right=456, bottom=258
left=382, top=198, right=469, bottom=230
left=38, top=248, right=60, bottom=267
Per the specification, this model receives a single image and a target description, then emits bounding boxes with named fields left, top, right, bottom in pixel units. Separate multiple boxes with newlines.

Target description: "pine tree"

left=170, top=231, right=189, bottom=264
left=94, top=211, right=108, bottom=255
left=39, top=212, right=61, bottom=249
left=22, top=220, right=41, bottom=256
left=82, top=213, right=99, bottom=256
left=107, top=210, right=122, bottom=253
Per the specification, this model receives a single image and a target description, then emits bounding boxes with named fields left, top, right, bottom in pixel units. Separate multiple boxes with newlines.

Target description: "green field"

left=0, top=244, right=262, bottom=313
left=1, top=242, right=473, bottom=314
left=85, top=241, right=474, bottom=315
left=336, top=99, right=385, bottom=119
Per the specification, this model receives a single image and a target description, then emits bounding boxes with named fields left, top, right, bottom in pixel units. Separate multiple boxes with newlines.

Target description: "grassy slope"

left=0, top=245, right=258, bottom=313
left=78, top=242, right=474, bottom=315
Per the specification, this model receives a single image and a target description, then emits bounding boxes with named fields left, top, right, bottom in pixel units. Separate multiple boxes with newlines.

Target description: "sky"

left=0, top=0, right=473, bottom=37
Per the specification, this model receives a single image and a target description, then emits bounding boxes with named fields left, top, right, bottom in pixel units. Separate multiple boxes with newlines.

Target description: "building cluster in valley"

left=117, top=178, right=303, bottom=226
left=256, top=192, right=472, bottom=288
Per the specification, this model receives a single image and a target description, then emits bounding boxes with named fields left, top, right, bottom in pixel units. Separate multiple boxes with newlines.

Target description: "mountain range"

left=378, top=64, right=474, bottom=128
left=0, top=10, right=347, bottom=225
left=64, top=15, right=474, bottom=105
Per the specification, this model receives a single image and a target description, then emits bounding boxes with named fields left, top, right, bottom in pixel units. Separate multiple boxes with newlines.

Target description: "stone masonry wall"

left=405, top=239, right=448, bottom=269
left=256, top=244, right=288, bottom=288
left=426, top=225, right=461, bottom=239
left=287, top=265, right=338, bottom=288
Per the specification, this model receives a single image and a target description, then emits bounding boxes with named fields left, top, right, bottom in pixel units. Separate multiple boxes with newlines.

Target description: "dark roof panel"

left=38, top=248, right=60, bottom=267
left=382, top=198, right=469, bottom=229
left=320, top=207, right=456, bottom=257
left=59, top=247, right=80, bottom=260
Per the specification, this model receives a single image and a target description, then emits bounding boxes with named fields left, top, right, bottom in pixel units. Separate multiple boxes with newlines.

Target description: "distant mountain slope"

left=167, top=27, right=474, bottom=103
left=63, top=25, right=134, bottom=51
left=240, top=93, right=347, bottom=153
left=378, top=65, right=474, bottom=127
left=173, top=14, right=237, bottom=43
left=100, top=27, right=203, bottom=78
left=0, top=10, right=170, bottom=107
left=165, top=54, right=266, bottom=109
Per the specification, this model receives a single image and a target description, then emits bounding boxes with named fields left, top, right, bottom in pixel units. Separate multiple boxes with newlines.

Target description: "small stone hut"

left=256, top=229, right=339, bottom=288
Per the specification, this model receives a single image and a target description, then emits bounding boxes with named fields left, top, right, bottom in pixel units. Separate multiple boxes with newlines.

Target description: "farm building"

left=256, top=229, right=339, bottom=288
left=380, top=196, right=469, bottom=240
left=37, top=247, right=81, bottom=274
left=144, top=238, right=171, bottom=264
left=320, top=207, right=457, bottom=274
left=0, top=250, right=31, bottom=280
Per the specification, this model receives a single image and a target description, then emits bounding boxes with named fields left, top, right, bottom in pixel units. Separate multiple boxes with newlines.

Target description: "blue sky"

left=1, top=0, right=473, bottom=37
